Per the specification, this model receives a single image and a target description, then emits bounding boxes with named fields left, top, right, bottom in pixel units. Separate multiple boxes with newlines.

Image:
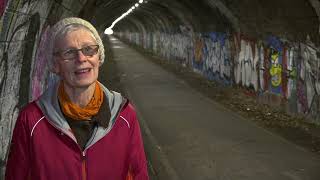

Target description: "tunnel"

left=0, top=0, right=320, bottom=179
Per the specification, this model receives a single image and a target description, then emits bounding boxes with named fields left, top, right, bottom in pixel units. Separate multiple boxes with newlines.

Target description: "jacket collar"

left=37, top=80, right=125, bottom=147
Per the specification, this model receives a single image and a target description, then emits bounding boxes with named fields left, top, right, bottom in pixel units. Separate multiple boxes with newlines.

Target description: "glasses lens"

left=55, top=45, right=99, bottom=60
left=82, top=45, right=99, bottom=56
left=62, top=49, right=77, bottom=59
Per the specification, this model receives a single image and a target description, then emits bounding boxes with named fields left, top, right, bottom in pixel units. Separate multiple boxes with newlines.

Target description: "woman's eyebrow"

left=60, top=43, right=96, bottom=50
left=57, top=37, right=96, bottom=48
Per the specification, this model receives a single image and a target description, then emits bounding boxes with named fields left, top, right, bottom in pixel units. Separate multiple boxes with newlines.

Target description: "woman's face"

left=53, top=28, right=100, bottom=89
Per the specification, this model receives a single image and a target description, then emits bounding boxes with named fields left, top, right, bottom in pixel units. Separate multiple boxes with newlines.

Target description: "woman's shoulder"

left=18, top=101, right=44, bottom=122
left=120, top=99, right=138, bottom=121
left=19, top=101, right=41, bottom=113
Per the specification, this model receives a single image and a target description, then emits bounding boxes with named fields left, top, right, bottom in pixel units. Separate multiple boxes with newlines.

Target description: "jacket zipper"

left=82, top=151, right=87, bottom=180
left=45, top=120, right=88, bottom=180
left=78, top=103, right=127, bottom=180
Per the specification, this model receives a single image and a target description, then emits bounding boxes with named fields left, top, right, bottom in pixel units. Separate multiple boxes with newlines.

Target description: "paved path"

left=109, top=36, right=320, bottom=180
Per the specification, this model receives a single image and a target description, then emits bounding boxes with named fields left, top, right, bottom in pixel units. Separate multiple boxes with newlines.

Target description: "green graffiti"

left=289, top=68, right=297, bottom=79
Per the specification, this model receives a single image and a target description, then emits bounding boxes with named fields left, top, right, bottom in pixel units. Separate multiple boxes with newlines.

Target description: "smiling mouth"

left=75, top=68, right=91, bottom=75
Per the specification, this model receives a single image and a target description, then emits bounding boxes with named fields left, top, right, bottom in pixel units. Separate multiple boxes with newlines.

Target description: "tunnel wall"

left=0, top=0, right=319, bottom=177
left=115, top=30, right=320, bottom=124
left=0, top=0, right=87, bottom=176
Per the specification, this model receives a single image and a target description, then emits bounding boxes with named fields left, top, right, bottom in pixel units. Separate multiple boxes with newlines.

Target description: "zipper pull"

left=82, top=151, right=86, bottom=160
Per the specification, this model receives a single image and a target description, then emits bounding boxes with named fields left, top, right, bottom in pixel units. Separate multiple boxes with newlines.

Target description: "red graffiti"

left=282, top=46, right=288, bottom=98
left=0, top=0, right=7, bottom=17
left=263, top=47, right=270, bottom=91
left=31, top=26, right=50, bottom=100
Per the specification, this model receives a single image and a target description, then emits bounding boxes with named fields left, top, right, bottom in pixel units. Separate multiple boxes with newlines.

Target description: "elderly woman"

left=5, top=17, right=149, bottom=180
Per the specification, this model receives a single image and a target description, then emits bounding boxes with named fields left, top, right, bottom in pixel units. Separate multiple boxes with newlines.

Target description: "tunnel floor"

left=102, top=36, right=320, bottom=180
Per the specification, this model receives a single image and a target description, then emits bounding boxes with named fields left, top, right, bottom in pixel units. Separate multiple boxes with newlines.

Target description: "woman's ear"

left=99, top=60, right=102, bottom=66
left=98, top=56, right=103, bottom=66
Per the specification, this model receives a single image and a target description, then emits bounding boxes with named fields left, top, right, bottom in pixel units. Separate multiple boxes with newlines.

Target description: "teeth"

left=76, top=69, right=90, bottom=73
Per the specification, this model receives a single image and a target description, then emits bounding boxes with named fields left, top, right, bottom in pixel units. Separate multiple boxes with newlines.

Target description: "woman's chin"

left=70, top=80, right=96, bottom=89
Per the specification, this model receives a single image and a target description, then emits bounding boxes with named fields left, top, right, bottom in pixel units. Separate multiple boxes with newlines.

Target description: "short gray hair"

left=47, top=17, right=105, bottom=71
left=54, top=24, right=98, bottom=50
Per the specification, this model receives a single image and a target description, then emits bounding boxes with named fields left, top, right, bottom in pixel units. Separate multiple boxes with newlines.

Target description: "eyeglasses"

left=54, top=45, right=99, bottom=60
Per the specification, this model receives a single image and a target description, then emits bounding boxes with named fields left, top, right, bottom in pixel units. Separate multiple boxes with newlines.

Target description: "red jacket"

left=5, top=83, right=149, bottom=180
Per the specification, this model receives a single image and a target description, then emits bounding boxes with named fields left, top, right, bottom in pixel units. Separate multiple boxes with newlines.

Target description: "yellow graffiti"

left=270, top=64, right=282, bottom=87
left=270, top=51, right=282, bottom=87
left=194, top=37, right=204, bottom=62
left=271, top=52, right=279, bottom=61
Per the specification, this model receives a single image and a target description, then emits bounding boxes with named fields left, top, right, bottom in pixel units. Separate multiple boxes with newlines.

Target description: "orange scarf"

left=58, top=81, right=104, bottom=120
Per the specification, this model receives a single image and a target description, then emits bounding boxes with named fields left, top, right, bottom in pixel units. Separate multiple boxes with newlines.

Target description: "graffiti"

left=299, top=43, right=320, bottom=121
left=282, top=47, right=288, bottom=98
left=297, top=80, right=309, bottom=113
left=258, top=44, right=265, bottom=91
left=270, top=50, right=282, bottom=87
left=18, top=13, right=40, bottom=107
left=117, top=29, right=320, bottom=123
left=233, top=36, right=259, bottom=90
left=0, top=0, right=6, bottom=17
left=267, top=36, right=283, bottom=95
left=0, top=8, right=35, bottom=162
left=152, top=32, right=158, bottom=54
left=202, top=33, right=232, bottom=84
left=0, top=17, right=32, bottom=175
left=163, top=34, right=172, bottom=58
left=286, top=46, right=298, bottom=100
left=31, top=25, right=49, bottom=100
left=194, top=35, right=204, bottom=63
left=203, top=36, right=220, bottom=77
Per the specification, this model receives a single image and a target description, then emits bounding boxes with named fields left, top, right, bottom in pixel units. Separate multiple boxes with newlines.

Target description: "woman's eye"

left=84, top=46, right=93, bottom=53
left=63, top=50, right=75, bottom=56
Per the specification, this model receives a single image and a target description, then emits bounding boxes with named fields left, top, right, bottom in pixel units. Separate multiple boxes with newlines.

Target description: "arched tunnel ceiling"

left=82, top=0, right=319, bottom=44
left=91, top=0, right=234, bottom=33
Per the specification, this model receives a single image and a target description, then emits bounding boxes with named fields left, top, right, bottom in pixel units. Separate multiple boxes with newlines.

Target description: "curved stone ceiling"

left=83, top=0, right=319, bottom=44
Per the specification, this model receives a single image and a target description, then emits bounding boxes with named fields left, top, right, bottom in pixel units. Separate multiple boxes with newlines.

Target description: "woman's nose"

left=76, top=50, right=87, bottom=62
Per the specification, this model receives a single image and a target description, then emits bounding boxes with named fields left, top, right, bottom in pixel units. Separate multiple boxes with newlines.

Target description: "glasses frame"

left=53, top=44, right=99, bottom=60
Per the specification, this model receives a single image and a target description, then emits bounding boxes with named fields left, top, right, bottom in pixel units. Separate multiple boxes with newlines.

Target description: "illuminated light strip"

left=104, top=0, right=146, bottom=35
